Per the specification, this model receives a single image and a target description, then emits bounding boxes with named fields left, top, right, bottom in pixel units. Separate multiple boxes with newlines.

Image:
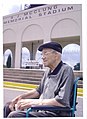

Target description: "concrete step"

left=4, top=68, right=44, bottom=74
left=4, top=74, right=42, bottom=81
left=3, top=68, right=83, bottom=89
left=4, top=70, right=44, bottom=77
left=78, top=80, right=83, bottom=88
left=4, top=78, right=40, bottom=85
left=4, top=73, right=43, bottom=78
left=3, top=68, right=44, bottom=85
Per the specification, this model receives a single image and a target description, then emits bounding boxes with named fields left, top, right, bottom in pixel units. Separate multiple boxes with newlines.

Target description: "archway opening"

left=62, top=44, right=80, bottom=70
left=35, top=50, right=43, bottom=69
left=21, top=47, right=30, bottom=68
left=3, top=49, right=13, bottom=68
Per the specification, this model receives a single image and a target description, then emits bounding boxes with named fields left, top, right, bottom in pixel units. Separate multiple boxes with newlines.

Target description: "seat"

left=26, top=77, right=81, bottom=117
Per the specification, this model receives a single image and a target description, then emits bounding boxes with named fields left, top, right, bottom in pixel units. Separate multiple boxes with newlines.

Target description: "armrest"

left=31, top=105, right=71, bottom=111
left=26, top=105, right=71, bottom=117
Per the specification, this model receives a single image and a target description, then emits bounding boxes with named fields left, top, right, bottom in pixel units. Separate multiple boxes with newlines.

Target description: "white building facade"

left=3, top=4, right=82, bottom=69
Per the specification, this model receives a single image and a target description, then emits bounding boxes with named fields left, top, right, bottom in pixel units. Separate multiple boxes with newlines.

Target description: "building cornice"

left=3, top=4, right=81, bottom=25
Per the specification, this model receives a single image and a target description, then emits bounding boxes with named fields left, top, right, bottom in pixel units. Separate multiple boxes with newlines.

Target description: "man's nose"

left=42, top=55, right=45, bottom=60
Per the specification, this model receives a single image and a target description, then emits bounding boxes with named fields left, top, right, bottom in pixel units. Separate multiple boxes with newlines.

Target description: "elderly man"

left=4, top=41, right=74, bottom=117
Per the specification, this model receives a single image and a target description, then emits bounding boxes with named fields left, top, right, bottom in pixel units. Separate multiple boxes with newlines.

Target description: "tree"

left=6, top=54, right=11, bottom=68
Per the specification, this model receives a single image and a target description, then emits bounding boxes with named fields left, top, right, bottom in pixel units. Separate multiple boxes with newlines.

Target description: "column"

left=80, top=34, right=82, bottom=70
left=15, top=38, right=22, bottom=68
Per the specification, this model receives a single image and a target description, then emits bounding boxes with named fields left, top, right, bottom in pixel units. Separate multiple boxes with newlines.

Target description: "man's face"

left=42, top=48, right=57, bottom=67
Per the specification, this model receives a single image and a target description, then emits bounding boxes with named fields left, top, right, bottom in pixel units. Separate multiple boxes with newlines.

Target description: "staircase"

left=3, top=68, right=45, bottom=85
left=3, top=68, right=83, bottom=96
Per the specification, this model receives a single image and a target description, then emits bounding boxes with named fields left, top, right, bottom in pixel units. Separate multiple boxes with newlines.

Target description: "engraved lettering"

left=34, top=10, right=37, bottom=13
left=25, top=16, right=28, bottom=19
left=39, top=13, right=42, bottom=16
left=43, top=12, right=46, bottom=15
left=48, top=6, right=52, bottom=10
left=24, top=12, right=28, bottom=15
left=62, top=8, right=66, bottom=11
left=48, top=11, right=51, bottom=14
left=42, top=7, right=46, bottom=11
left=54, top=5, right=57, bottom=9
left=67, top=6, right=73, bottom=10
left=53, top=10, right=57, bottom=14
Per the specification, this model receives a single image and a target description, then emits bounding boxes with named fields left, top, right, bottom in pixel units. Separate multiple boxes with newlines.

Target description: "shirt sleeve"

left=36, top=72, right=46, bottom=95
left=55, top=66, right=74, bottom=107
left=36, top=83, right=42, bottom=95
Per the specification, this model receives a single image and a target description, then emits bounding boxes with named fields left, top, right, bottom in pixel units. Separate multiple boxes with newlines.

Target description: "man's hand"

left=16, top=99, right=32, bottom=110
left=15, top=99, right=43, bottom=110
left=9, top=95, right=22, bottom=111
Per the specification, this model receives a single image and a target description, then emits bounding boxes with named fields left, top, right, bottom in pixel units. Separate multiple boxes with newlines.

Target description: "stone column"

left=15, top=36, right=22, bottom=68
left=80, top=34, right=82, bottom=70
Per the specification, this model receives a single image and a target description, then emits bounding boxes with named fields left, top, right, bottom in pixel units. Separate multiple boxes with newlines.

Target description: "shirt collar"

left=48, top=61, right=63, bottom=75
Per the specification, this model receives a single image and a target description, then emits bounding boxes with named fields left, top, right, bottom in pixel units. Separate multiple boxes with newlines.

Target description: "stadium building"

left=3, top=4, right=82, bottom=70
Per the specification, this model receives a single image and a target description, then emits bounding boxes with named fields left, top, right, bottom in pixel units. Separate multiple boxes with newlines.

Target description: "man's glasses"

left=42, top=50, right=55, bottom=56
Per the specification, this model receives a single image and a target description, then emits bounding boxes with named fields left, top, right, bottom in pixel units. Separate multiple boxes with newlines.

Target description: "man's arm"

left=19, top=89, right=40, bottom=99
left=39, top=98, right=65, bottom=107
left=55, top=66, right=74, bottom=107
left=16, top=98, right=64, bottom=111
left=9, top=89, right=40, bottom=111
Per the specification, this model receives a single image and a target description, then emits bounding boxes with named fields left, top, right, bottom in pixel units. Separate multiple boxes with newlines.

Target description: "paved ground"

left=75, top=96, right=83, bottom=117
left=4, top=88, right=83, bottom=117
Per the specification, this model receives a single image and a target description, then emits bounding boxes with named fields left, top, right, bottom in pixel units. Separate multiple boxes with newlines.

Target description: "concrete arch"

left=3, top=29, right=16, bottom=67
left=3, top=29, right=16, bottom=43
left=21, top=24, right=44, bottom=42
left=50, top=18, right=80, bottom=39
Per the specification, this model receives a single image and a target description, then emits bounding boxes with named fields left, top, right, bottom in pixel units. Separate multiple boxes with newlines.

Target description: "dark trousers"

left=4, top=102, right=12, bottom=117
left=4, top=102, right=70, bottom=117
